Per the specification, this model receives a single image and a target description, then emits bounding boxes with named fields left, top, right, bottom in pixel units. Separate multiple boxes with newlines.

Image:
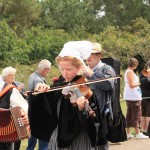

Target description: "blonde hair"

left=55, top=56, right=83, bottom=68
left=1, top=66, right=16, bottom=80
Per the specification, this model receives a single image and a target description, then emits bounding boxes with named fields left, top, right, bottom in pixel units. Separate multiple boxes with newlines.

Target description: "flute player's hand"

left=76, top=96, right=89, bottom=111
left=34, top=83, right=50, bottom=92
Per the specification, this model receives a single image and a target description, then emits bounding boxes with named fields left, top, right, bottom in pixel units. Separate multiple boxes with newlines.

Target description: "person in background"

left=123, top=58, right=148, bottom=139
left=81, top=42, right=117, bottom=150
left=0, top=80, right=29, bottom=150
left=26, top=59, right=51, bottom=150
left=1, top=66, right=27, bottom=150
left=1, top=67, right=25, bottom=92
left=140, top=60, right=150, bottom=136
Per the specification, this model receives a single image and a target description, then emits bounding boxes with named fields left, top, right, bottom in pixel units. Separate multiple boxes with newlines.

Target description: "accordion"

left=0, top=106, right=30, bottom=143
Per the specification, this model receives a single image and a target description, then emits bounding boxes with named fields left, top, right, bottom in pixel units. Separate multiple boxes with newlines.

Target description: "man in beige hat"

left=81, top=42, right=116, bottom=150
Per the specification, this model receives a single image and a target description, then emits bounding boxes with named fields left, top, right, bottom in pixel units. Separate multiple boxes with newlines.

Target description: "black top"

left=28, top=75, right=101, bottom=147
left=140, top=73, right=150, bottom=100
left=0, top=83, right=12, bottom=109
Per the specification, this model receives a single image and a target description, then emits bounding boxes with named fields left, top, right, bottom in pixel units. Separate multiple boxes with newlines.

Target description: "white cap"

left=59, top=41, right=93, bottom=65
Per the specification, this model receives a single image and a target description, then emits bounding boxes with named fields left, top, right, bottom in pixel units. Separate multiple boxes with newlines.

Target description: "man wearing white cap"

left=81, top=42, right=116, bottom=150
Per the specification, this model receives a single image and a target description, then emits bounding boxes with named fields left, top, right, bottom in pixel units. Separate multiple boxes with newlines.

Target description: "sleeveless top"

left=123, top=69, right=142, bottom=101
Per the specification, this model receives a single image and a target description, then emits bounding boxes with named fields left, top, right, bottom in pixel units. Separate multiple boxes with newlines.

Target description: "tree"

left=94, top=18, right=150, bottom=70
left=39, top=0, right=100, bottom=33
left=24, top=27, right=71, bottom=64
left=0, top=0, right=42, bottom=37
left=0, top=20, right=30, bottom=66
left=96, top=0, right=150, bottom=30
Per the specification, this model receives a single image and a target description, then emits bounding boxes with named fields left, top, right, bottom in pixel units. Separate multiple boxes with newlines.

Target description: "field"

left=20, top=100, right=127, bottom=150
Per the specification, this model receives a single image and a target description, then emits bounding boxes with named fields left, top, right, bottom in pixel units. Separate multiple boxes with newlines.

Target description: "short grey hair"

left=1, top=66, right=16, bottom=80
left=38, top=59, right=51, bottom=71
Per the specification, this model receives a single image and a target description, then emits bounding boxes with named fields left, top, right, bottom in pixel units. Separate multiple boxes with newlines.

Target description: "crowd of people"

left=0, top=40, right=149, bottom=150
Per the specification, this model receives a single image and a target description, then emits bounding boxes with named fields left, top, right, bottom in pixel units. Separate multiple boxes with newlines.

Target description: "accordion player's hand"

left=20, top=109, right=29, bottom=125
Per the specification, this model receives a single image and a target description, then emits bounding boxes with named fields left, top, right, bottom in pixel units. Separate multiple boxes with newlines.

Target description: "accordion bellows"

left=0, top=106, right=30, bottom=143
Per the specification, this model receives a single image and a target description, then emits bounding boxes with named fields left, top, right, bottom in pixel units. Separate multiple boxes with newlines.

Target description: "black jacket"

left=28, top=75, right=101, bottom=147
left=140, top=73, right=150, bottom=100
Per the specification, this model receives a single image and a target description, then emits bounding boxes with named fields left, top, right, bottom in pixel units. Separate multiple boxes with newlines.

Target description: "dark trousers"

left=0, top=142, right=14, bottom=150
left=14, top=141, right=21, bottom=150
left=26, top=135, right=48, bottom=150
left=97, top=142, right=109, bottom=150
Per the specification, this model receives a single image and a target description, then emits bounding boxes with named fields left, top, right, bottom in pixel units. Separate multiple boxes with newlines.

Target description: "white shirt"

left=123, top=69, right=142, bottom=101
left=0, top=81, right=28, bottom=113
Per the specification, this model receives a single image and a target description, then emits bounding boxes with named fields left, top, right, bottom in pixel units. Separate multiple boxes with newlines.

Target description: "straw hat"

left=91, top=42, right=102, bottom=53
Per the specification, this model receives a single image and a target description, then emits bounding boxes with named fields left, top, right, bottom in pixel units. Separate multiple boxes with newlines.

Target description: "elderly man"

left=28, top=59, right=51, bottom=91
left=26, top=59, right=51, bottom=150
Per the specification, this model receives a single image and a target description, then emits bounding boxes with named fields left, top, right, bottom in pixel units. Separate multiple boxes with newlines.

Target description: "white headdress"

left=59, top=41, right=93, bottom=65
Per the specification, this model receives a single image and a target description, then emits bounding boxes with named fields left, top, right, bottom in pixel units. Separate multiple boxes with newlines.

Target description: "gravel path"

left=110, top=138, right=150, bottom=150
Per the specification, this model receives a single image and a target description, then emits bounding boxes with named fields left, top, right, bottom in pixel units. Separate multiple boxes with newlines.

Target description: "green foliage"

left=8, top=39, right=30, bottom=64
left=0, top=20, right=17, bottom=53
left=91, top=18, right=150, bottom=70
left=39, top=0, right=98, bottom=33
left=123, top=18, right=150, bottom=71
left=0, top=20, right=30, bottom=66
left=100, top=0, right=150, bottom=29
left=24, top=27, right=71, bottom=64
left=0, top=17, right=150, bottom=71
left=1, top=0, right=150, bottom=34
left=0, top=0, right=42, bottom=37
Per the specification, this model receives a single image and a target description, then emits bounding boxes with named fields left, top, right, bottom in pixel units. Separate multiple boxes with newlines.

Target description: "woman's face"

left=58, top=60, right=81, bottom=82
left=4, top=74, right=15, bottom=84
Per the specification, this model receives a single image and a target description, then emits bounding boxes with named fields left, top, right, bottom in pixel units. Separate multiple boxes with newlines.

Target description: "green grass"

left=120, top=99, right=127, bottom=116
left=20, top=139, right=38, bottom=150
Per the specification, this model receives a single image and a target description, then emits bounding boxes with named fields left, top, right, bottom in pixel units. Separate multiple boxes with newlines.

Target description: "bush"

left=24, top=27, right=71, bottom=64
